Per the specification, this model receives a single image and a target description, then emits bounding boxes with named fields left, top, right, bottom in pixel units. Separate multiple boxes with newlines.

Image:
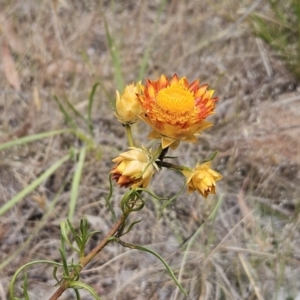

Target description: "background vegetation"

left=0, top=0, right=300, bottom=299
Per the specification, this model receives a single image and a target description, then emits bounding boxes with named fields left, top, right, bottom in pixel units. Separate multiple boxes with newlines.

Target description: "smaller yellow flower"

left=182, top=162, right=222, bottom=198
left=115, top=82, right=144, bottom=124
left=110, top=147, right=157, bottom=188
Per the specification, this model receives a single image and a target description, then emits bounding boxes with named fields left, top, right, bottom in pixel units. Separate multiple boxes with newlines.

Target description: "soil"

left=0, top=1, right=300, bottom=299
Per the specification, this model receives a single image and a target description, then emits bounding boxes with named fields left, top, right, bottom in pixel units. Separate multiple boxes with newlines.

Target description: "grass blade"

left=0, top=174, right=72, bottom=271
left=22, top=273, right=29, bottom=300
left=137, top=0, right=167, bottom=80
left=0, top=154, right=70, bottom=216
left=69, top=281, right=101, bottom=300
left=104, top=175, right=117, bottom=222
left=118, top=239, right=188, bottom=297
left=60, top=220, right=80, bottom=253
left=98, top=80, right=116, bottom=110
left=103, top=16, right=124, bottom=91
left=173, top=195, right=223, bottom=299
left=54, top=95, right=77, bottom=128
left=64, top=97, right=86, bottom=121
left=68, top=147, right=86, bottom=221
left=0, top=129, right=70, bottom=152
left=159, top=180, right=186, bottom=217
left=87, top=82, right=100, bottom=136
left=9, top=260, right=64, bottom=299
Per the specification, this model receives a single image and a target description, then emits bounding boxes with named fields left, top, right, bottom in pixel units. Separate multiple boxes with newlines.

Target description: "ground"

left=0, top=1, right=300, bottom=299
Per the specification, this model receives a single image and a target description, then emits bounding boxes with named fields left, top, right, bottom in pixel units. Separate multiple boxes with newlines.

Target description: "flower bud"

left=111, top=147, right=156, bottom=188
left=115, top=82, right=143, bottom=124
left=182, top=162, right=222, bottom=198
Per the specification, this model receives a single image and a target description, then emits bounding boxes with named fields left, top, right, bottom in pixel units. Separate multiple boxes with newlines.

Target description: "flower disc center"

left=156, top=84, right=194, bottom=113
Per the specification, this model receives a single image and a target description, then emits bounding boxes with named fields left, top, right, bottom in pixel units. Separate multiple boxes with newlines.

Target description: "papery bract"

left=137, top=74, right=218, bottom=149
left=182, top=162, right=222, bottom=198
left=111, top=147, right=157, bottom=188
left=115, top=82, right=143, bottom=124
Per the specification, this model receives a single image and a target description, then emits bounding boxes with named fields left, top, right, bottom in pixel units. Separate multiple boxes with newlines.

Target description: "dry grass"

left=1, top=0, right=300, bottom=299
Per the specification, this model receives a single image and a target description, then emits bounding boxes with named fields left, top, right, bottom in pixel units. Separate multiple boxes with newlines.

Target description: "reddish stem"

left=48, top=212, right=128, bottom=300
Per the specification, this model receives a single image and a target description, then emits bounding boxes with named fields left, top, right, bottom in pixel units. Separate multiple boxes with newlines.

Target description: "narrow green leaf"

left=119, top=240, right=187, bottom=297
left=61, top=220, right=80, bottom=253
left=87, top=82, right=100, bottom=136
left=67, top=219, right=82, bottom=248
left=174, top=196, right=223, bottom=298
left=103, top=16, right=124, bottom=91
left=69, top=281, right=102, bottom=299
left=97, top=80, right=116, bottom=110
left=64, top=97, right=86, bottom=121
left=60, top=221, right=73, bottom=248
left=78, top=217, right=89, bottom=256
left=159, top=180, right=186, bottom=216
left=120, top=189, right=145, bottom=213
left=0, top=129, right=70, bottom=152
left=0, top=154, right=70, bottom=216
left=9, top=260, right=64, bottom=299
left=125, top=193, right=145, bottom=212
left=66, top=219, right=77, bottom=237
left=120, top=190, right=133, bottom=213
left=121, top=220, right=141, bottom=236
left=21, top=273, right=30, bottom=300
left=59, top=248, right=70, bottom=278
left=79, top=218, right=87, bottom=242
left=104, top=175, right=116, bottom=221
left=86, top=230, right=101, bottom=241
left=72, top=130, right=96, bottom=149
left=53, top=95, right=77, bottom=128
left=134, top=187, right=168, bottom=201
left=201, top=150, right=219, bottom=163
left=71, top=262, right=81, bottom=281
left=53, top=266, right=60, bottom=284
left=207, top=195, right=223, bottom=221
left=74, top=288, right=81, bottom=300
left=68, top=147, right=87, bottom=221
left=137, top=0, right=167, bottom=80
left=0, top=176, right=71, bottom=272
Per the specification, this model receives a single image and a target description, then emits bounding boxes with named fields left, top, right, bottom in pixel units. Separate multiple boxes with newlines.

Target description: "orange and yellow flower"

left=111, top=147, right=157, bottom=188
left=115, top=82, right=144, bottom=124
left=137, top=74, right=218, bottom=149
left=182, top=162, right=222, bottom=198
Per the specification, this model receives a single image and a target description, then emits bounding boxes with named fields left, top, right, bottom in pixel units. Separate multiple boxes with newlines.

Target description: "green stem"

left=48, top=212, right=130, bottom=300
left=125, top=124, right=134, bottom=147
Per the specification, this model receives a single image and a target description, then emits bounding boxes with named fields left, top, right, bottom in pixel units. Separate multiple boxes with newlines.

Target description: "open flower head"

left=111, top=147, right=157, bottom=188
left=115, top=82, right=144, bottom=124
left=137, top=74, right=218, bottom=149
left=182, top=162, right=222, bottom=198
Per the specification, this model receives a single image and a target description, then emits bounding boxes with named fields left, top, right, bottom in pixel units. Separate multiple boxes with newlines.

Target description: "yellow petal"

left=161, top=136, right=177, bottom=149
